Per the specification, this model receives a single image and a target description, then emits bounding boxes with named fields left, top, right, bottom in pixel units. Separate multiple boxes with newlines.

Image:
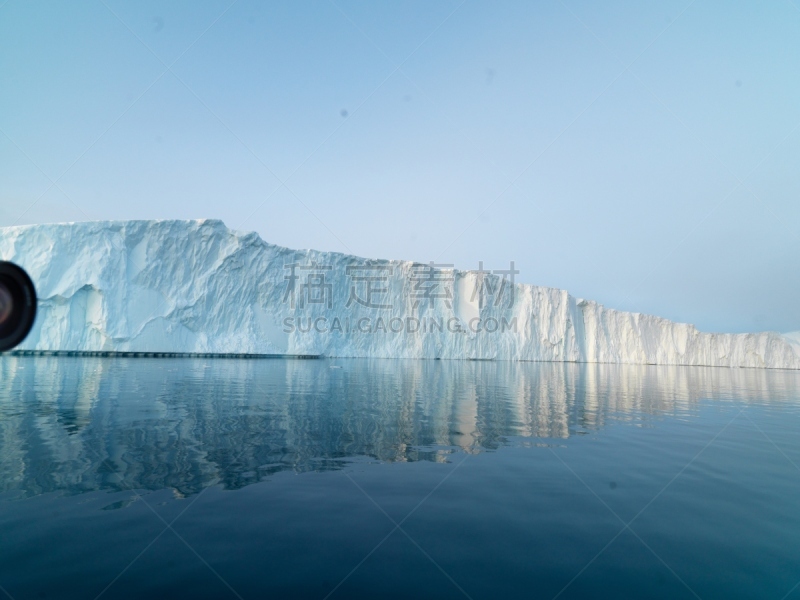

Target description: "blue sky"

left=1, top=0, right=798, bottom=333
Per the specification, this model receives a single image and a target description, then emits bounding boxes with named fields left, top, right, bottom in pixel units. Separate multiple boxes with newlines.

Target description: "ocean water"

left=1, top=356, right=799, bottom=600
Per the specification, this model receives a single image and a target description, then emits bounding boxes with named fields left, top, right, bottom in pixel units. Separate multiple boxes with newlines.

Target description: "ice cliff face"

left=1, top=219, right=798, bottom=369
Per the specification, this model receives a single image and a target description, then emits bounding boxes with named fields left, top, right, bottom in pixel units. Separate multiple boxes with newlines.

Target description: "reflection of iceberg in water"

left=0, top=357, right=798, bottom=499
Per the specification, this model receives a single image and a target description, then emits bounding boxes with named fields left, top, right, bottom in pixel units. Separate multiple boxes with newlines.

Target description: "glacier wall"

left=1, top=219, right=798, bottom=369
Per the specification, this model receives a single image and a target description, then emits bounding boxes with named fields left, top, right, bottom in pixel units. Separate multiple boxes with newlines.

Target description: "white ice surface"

left=1, top=219, right=798, bottom=369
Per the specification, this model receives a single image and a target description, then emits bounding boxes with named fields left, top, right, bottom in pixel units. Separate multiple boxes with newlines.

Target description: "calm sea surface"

left=1, top=356, right=799, bottom=599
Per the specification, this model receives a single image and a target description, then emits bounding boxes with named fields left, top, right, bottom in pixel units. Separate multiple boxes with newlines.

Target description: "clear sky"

left=1, top=0, right=798, bottom=334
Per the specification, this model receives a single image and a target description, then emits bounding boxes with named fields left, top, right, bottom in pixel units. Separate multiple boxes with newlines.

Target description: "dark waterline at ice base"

left=1, top=357, right=799, bottom=599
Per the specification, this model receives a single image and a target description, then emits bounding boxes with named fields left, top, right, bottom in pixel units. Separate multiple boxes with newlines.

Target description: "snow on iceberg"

left=1, top=219, right=798, bottom=369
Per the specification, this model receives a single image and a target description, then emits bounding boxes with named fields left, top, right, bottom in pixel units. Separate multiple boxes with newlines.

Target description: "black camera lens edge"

left=0, top=262, right=37, bottom=353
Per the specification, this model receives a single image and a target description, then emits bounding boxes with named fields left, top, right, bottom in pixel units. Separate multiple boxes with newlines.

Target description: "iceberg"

left=1, top=219, right=798, bottom=369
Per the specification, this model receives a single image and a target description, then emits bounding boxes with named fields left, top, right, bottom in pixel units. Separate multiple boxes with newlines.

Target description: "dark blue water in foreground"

left=1, top=357, right=799, bottom=600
